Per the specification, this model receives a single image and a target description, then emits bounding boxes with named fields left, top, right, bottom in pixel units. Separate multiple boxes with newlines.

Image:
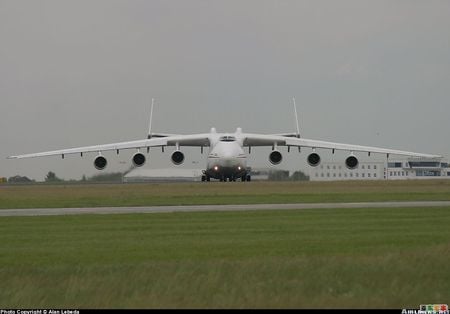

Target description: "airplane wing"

left=242, top=133, right=441, bottom=159
left=8, top=134, right=211, bottom=159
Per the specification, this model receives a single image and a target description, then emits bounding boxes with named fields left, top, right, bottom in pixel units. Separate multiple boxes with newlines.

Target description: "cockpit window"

left=220, top=136, right=236, bottom=142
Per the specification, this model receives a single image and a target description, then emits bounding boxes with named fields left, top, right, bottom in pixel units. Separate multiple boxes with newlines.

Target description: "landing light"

left=238, top=166, right=242, bottom=170
left=214, top=166, right=219, bottom=171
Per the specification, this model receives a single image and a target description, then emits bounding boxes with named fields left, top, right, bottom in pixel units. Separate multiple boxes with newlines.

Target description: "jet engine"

left=307, top=153, right=321, bottom=167
left=94, top=155, right=107, bottom=170
left=269, top=150, right=283, bottom=165
left=132, top=152, right=146, bottom=167
left=345, top=155, right=359, bottom=170
left=171, top=151, right=185, bottom=165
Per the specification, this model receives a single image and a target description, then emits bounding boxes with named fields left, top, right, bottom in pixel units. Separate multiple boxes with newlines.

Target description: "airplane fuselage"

left=204, top=130, right=248, bottom=181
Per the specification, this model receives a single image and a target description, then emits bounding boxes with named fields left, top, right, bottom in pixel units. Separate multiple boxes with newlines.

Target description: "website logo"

left=402, top=304, right=449, bottom=314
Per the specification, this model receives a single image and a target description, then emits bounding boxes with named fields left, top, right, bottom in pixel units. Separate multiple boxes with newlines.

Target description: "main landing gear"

left=201, top=174, right=211, bottom=182
left=201, top=173, right=251, bottom=182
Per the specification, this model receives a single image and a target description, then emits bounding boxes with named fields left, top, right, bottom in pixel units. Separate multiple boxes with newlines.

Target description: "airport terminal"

left=309, top=158, right=450, bottom=181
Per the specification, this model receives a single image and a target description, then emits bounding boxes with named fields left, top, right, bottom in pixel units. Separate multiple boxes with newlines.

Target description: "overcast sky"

left=1, top=0, right=449, bottom=180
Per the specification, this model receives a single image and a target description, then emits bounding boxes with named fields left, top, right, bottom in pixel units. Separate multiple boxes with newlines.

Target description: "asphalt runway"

left=1, top=201, right=450, bottom=217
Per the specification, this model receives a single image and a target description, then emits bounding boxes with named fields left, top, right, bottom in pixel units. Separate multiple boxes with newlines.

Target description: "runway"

left=1, top=201, right=450, bottom=217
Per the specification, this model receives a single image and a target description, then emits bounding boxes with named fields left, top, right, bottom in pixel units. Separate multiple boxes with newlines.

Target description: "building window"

left=362, top=165, right=365, bottom=169
left=409, top=162, right=440, bottom=168
left=339, top=173, right=342, bottom=177
left=368, top=165, right=371, bottom=170
left=350, top=173, right=353, bottom=177
left=333, top=173, right=336, bottom=177
left=374, top=165, right=377, bottom=170
left=333, top=166, right=336, bottom=170
left=356, top=173, right=359, bottom=178
left=362, top=173, right=365, bottom=178
left=374, top=173, right=377, bottom=178
left=327, top=173, right=330, bottom=177
left=368, top=173, right=371, bottom=178
left=321, top=173, right=324, bottom=177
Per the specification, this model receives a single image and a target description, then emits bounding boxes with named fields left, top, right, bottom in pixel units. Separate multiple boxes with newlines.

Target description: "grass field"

left=2, top=179, right=450, bottom=209
left=0, top=206, right=449, bottom=308
left=1, top=180, right=450, bottom=308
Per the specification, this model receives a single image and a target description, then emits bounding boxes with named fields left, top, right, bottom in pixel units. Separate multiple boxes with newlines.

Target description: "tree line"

left=3, top=171, right=125, bottom=184
left=2, top=169, right=309, bottom=184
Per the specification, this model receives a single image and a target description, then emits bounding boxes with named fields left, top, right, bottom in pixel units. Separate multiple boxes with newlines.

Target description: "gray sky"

left=1, top=0, right=449, bottom=181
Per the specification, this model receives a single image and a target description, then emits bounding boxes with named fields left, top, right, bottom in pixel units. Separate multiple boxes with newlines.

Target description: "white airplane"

left=8, top=99, right=442, bottom=182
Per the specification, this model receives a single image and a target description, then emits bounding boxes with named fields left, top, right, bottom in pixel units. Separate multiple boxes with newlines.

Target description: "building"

left=386, top=160, right=449, bottom=180
left=310, top=158, right=449, bottom=181
left=123, top=168, right=204, bottom=183
left=123, top=167, right=295, bottom=182
left=310, top=162, right=385, bottom=181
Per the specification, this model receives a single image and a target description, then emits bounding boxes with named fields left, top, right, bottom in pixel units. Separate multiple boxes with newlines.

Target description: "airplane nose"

left=222, top=158, right=235, bottom=167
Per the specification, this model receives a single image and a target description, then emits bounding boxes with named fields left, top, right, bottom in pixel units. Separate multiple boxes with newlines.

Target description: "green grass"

left=1, top=207, right=449, bottom=308
left=2, top=180, right=450, bottom=209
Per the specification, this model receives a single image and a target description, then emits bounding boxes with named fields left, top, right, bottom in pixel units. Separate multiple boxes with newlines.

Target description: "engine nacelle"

left=269, top=150, right=283, bottom=165
left=132, top=152, right=146, bottom=167
left=171, top=151, right=185, bottom=165
left=94, top=156, right=107, bottom=170
left=307, top=153, right=321, bottom=167
left=345, top=155, right=359, bottom=170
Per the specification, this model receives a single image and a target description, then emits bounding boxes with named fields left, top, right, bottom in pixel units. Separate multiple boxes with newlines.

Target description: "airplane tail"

left=269, top=98, right=302, bottom=141
left=293, top=97, right=301, bottom=138
left=148, top=98, right=154, bottom=139
left=146, top=99, right=177, bottom=140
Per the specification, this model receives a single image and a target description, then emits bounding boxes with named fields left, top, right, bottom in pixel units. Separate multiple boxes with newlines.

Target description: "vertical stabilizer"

left=293, top=97, right=301, bottom=138
left=148, top=98, right=154, bottom=139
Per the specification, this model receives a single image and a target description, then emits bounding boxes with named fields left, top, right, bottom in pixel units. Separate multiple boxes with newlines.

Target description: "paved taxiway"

left=1, top=201, right=450, bottom=217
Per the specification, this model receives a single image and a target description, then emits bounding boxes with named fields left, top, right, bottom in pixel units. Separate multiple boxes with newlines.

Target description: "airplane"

left=8, top=99, right=442, bottom=182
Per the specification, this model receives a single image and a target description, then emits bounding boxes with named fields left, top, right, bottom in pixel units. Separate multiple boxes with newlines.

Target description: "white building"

left=123, top=168, right=204, bottom=183
left=310, top=162, right=385, bottom=181
left=310, top=159, right=449, bottom=181
left=386, top=160, right=449, bottom=180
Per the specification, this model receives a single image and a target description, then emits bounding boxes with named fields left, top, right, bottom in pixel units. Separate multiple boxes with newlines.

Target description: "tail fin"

left=293, top=97, right=301, bottom=138
left=147, top=98, right=154, bottom=139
